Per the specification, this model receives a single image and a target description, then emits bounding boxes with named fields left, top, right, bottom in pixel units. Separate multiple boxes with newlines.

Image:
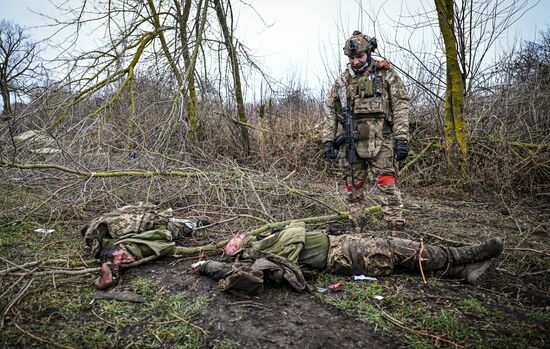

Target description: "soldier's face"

left=111, top=245, right=135, bottom=264
left=224, top=233, right=245, bottom=255
left=349, top=52, right=368, bottom=69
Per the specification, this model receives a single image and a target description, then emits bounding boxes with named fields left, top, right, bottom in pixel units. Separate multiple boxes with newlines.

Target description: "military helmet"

left=343, top=30, right=377, bottom=57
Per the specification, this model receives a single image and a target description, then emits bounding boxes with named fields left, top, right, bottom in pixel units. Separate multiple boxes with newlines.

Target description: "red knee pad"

left=377, top=175, right=395, bottom=186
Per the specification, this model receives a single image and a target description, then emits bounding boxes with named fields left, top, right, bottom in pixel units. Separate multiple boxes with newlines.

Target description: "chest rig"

left=348, top=68, right=386, bottom=117
left=345, top=66, right=390, bottom=158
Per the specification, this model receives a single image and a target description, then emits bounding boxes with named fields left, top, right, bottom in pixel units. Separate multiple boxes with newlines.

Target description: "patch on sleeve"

left=377, top=60, right=392, bottom=70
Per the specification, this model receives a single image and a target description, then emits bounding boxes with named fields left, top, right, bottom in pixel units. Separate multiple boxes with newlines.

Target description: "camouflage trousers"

left=338, top=139, right=404, bottom=232
left=326, top=235, right=449, bottom=276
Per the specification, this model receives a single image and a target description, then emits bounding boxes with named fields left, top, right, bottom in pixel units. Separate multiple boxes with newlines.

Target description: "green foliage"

left=314, top=273, right=550, bottom=348
left=315, top=273, right=387, bottom=329
left=2, top=276, right=211, bottom=348
left=459, top=298, right=488, bottom=316
left=211, top=338, right=241, bottom=349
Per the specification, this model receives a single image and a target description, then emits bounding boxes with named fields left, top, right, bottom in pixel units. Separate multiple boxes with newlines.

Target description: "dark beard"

left=352, top=60, right=370, bottom=74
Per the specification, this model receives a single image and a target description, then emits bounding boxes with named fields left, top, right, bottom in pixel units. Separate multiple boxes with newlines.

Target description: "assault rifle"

left=335, top=80, right=358, bottom=200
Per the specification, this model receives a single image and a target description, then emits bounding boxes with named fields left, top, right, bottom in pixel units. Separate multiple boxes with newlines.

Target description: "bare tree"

left=373, top=0, right=535, bottom=165
left=435, top=0, right=466, bottom=163
left=35, top=0, right=260, bottom=156
left=0, top=20, right=38, bottom=115
left=213, top=0, right=250, bottom=155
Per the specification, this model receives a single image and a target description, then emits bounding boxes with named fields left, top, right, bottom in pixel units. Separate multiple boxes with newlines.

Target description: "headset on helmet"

left=343, top=30, right=377, bottom=57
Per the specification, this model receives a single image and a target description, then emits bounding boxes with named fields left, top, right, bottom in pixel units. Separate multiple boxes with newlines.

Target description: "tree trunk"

left=1, top=82, right=11, bottom=115
left=174, top=0, right=199, bottom=137
left=435, top=0, right=467, bottom=165
left=213, top=0, right=250, bottom=155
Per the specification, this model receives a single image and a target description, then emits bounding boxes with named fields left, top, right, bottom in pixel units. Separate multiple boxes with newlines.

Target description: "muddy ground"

left=101, top=195, right=550, bottom=347
left=1, top=193, right=549, bottom=348
left=128, top=259, right=401, bottom=348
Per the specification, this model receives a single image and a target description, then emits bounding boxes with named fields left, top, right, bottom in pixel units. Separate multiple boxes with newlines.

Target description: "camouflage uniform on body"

left=327, top=235, right=449, bottom=276
left=326, top=233, right=504, bottom=285
left=321, top=32, right=410, bottom=232
left=82, top=203, right=196, bottom=259
left=83, top=203, right=202, bottom=289
left=195, top=222, right=504, bottom=295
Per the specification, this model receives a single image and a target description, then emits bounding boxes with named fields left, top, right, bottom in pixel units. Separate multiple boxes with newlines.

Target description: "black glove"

left=323, top=141, right=337, bottom=161
left=394, top=139, right=410, bottom=161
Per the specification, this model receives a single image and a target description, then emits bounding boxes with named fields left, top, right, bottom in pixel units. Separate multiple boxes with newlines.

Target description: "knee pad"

left=377, top=175, right=395, bottom=186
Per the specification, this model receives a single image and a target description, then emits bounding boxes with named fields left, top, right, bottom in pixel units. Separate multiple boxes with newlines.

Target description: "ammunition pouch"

left=353, top=96, right=385, bottom=116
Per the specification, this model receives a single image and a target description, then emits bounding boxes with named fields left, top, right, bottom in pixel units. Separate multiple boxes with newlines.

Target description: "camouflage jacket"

left=321, top=60, right=410, bottom=158
left=83, top=203, right=173, bottom=257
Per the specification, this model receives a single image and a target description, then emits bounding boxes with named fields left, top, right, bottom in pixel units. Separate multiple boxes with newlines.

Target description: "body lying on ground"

left=82, top=204, right=504, bottom=293
left=192, top=221, right=503, bottom=295
left=81, top=203, right=203, bottom=289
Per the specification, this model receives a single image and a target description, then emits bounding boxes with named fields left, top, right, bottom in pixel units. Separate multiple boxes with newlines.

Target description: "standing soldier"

left=322, top=31, right=411, bottom=233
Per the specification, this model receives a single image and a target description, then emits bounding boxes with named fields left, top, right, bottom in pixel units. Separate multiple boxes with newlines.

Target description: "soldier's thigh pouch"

left=326, top=235, right=394, bottom=276
left=354, top=118, right=385, bottom=159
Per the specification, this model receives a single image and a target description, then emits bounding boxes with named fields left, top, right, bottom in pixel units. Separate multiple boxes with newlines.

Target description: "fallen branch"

left=173, top=206, right=381, bottom=255
left=1, top=159, right=206, bottom=178
left=0, top=260, right=42, bottom=276
left=1, top=278, right=34, bottom=328
left=520, top=269, right=550, bottom=276
left=401, top=140, right=436, bottom=174
left=5, top=267, right=101, bottom=277
left=0, top=258, right=98, bottom=276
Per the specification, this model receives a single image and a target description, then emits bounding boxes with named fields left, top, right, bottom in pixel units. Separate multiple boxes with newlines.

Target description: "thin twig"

left=171, top=313, right=208, bottom=336
left=13, top=322, right=77, bottom=349
left=505, top=247, right=550, bottom=257
left=5, top=267, right=100, bottom=277
left=520, top=269, right=550, bottom=276
left=91, top=308, right=115, bottom=326
left=381, top=312, right=464, bottom=348
left=0, top=260, right=42, bottom=276
left=193, top=216, right=239, bottom=231
left=0, top=274, right=27, bottom=299
left=1, top=278, right=34, bottom=328
left=411, top=230, right=464, bottom=245
left=418, top=239, right=427, bottom=284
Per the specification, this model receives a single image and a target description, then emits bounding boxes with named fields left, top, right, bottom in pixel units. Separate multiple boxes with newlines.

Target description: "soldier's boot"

left=441, top=259, right=495, bottom=285
left=219, top=266, right=264, bottom=295
left=348, top=201, right=366, bottom=234
left=387, top=220, right=407, bottom=238
left=447, top=238, right=504, bottom=265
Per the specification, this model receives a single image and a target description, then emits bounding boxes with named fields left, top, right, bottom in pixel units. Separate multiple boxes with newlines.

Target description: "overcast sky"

left=2, top=0, right=549, bottom=101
